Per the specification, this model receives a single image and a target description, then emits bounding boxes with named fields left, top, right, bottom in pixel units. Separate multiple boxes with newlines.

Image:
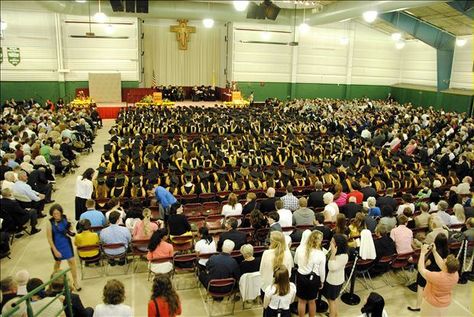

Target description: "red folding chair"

left=130, top=239, right=150, bottom=272
left=100, top=243, right=129, bottom=276
left=173, top=253, right=198, bottom=289
left=148, top=256, right=174, bottom=281
left=171, top=235, right=194, bottom=253
left=205, top=278, right=237, bottom=316
left=77, top=245, right=103, bottom=279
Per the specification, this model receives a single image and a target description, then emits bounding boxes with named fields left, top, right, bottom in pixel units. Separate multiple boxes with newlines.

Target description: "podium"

left=153, top=92, right=163, bottom=104
left=232, top=91, right=242, bottom=102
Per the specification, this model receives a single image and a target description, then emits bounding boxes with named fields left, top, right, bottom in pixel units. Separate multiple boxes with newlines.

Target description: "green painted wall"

left=1, top=81, right=140, bottom=103
left=237, top=82, right=392, bottom=101
left=391, top=87, right=473, bottom=115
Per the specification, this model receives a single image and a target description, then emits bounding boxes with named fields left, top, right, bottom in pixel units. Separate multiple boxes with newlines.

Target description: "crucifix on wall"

left=170, top=19, right=196, bottom=50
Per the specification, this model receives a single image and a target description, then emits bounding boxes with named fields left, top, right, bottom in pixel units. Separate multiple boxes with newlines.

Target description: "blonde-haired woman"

left=132, top=208, right=159, bottom=251
left=259, top=231, right=294, bottom=297
left=295, top=230, right=326, bottom=317
left=450, top=204, right=465, bottom=226
left=222, top=192, right=243, bottom=225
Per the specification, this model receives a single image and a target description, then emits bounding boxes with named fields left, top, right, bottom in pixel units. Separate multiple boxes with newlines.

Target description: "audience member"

left=147, top=229, right=174, bottom=274
left=221, top=193, right=243, bottom=220
left=340, top=196, right=363, bottom=220
left=49, top=275, right=94, bottom=317
left=397, top=194, right=415, bottom=216
left=263, top=266, right=296, bottom=317
left=93, top=279, right=132, bottom=317
left=74, top=219, right=100, bottom=262
left=281, top=185, right=299, bottom=212
left=358, top=292, right=388, bottom=317
left=276, top=199, right=292, bottom=234
left=148, top=274, right=182, bottom=317
left=267, top=212, right=282, bottom=233
left=239, top=244, right=261, bottom=275
left=308, top=181, right=326, bottom=208
left=390, top=215, right=414, bottom=254
left=167, top=203, right=192, bottom=242
left=367, top=197, right=381, bottom=217
left=260, top=187, right=277, bottom=214
left=79, top=199, right=106, bottom=228
left=418, top=246, right=459, bottom=317
left=313, top=212, right=333, bottom=242
left=415, top=203, right=431, bottom=228
left=100, top=211, right=131, bottom=265
left=293, top=197, right=315, bottom=226
left=323, top=192, right=339, bottom=222
left=194, top=226, right=216, bottom=269
left=376, top=188, right=398, bottom=212
left=260, top=232, right=293, bottom=295
left=295, top=230, right=326, bottom=317
left=199, top=239, right=240, bottom=295
left=325, top=234, right=349, bottom=317
left=217, top=217, right=246, bottom=252
left=373, top=224, right=396, bottom=259
left=0, top=188, right=41, bottom=234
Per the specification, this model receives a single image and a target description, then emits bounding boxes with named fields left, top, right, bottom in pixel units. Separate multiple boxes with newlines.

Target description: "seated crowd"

left=1, top=97, right=473, bottom=317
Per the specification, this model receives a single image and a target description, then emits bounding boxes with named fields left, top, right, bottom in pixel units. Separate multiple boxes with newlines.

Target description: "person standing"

left=46, top=204, right=80, bottom=291
left=148, top=274, right=182, bottom=317
left=417, top=244, right=459, bottom=317
left=325, top=234, right=349, bottom=317
left=295, top=230, right=326, bottom=317
left=75, top=168, right=94, bottom=220
left=150, top=186, right=177, bottom=222
left=263, top=266, right=296, bottom=317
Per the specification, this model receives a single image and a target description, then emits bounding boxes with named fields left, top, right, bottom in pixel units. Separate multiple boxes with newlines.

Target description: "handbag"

left=300, top=263, right=317, bottom=283
left=153, top=298, right=160, bottom=317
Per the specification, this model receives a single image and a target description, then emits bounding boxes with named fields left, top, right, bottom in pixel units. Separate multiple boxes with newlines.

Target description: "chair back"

left=239, top=272, right=262, bottom=301
left=77, top=245, right=101, bottom=261
left=208, top=278, right=236, bottom=296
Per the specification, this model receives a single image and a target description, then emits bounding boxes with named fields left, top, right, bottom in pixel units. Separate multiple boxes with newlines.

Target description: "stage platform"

left=96, top=101, right=231, bottom=119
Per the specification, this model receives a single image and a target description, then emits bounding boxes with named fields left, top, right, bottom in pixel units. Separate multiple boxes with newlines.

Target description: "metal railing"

left=3, top=269, right=73, bottom=317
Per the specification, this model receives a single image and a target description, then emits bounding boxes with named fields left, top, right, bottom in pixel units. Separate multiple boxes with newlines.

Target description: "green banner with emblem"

left=7, top=47, right=20, bottom=66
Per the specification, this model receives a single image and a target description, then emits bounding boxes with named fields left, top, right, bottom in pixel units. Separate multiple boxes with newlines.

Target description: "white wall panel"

left=399, top=41, right=437, bottom=87
left=62, top=15, right=139, bottom=81
left=351, top=23, right=401, bottom=85
left=450, top=35, right=473, bottom=90
left=0, top=10, right=58, bottom=81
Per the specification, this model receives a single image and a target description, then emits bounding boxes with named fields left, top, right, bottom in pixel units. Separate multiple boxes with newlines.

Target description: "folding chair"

left=77, top=245, right=103, bottom=279
left=372, top=254, right=397, bottom=287
left=148, top=256, right=174, bottom=281
left=130, top=239, right=150, bottom=272
left=390, top=251, right=415, bottom=284
left=183, top=203, right=203, bottom=217
left=205, top=278, right=237, bottom=317
left=199, top=193, right=216, bottom=203
left=181, top=194, right=198, bottom=204
left=100, top=243, right=129, bottom=275
left=173, top=253, right=198, bottom=289
left=171, top=235, right=194, bottom=253
left=355, top=258, right=375, bottom=290
left=239, top=272, right=262, bottom=309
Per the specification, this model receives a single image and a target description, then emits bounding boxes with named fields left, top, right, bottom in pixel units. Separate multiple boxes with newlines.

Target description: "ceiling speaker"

left=247, top=2, right=266, bottom=19
left=263, top=1, right=281, bottom=20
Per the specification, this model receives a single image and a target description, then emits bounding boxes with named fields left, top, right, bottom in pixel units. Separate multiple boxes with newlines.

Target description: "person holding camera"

left=417, top=242, right=460, bottom=317
left=46, top=203, right=81, bottom=291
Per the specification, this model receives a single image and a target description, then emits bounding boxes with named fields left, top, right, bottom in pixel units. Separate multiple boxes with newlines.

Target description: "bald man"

left=260, top=187, right=277, bottom=214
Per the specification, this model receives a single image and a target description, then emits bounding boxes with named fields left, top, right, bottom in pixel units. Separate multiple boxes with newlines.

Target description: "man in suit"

left=340, top=196, right=363, bottom=219
left=217, top=217, right=247, bottom=252
left=199, top=239, right=240, bottom=295
left=360, top=176, right=378, bottom=201
left=259, top=187, right=277, bottom=214
left=308, top=181, right=326, bottom=208
left=376, top=188, right=398, bottom=211
left=0, top=188, right=41, bottom=235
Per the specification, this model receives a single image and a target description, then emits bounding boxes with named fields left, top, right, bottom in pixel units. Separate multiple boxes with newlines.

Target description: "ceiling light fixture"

left=339, top=36, right=349, bottom=45
left=0, top=20, right=7, bottom=31
left=362, top=10, right=378, bottom=23
left=299, top=7, right=310, bottom=34
left=75, top=0, right=87, bottom=3
left=456, top=38, right=467, bottom=47
left=233, top=1, right=249, bottom=12
left=391, top=32, right=401, bottom=41
left=94, top=0, right=107, bottom=23
left=395, top=40, right=405, bottom=49
left=299, top=22, right=310, bottom=33
left=202, top=18, right=214, bottom=28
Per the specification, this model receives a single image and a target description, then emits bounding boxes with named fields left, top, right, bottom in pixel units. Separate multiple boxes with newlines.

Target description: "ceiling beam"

left=379, top=11, right=456, bottom=91
left=447, top=0, right=474, bottom=19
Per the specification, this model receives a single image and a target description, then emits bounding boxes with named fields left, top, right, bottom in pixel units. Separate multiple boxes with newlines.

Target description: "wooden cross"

left=170, top=19, right=196, bottom=50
